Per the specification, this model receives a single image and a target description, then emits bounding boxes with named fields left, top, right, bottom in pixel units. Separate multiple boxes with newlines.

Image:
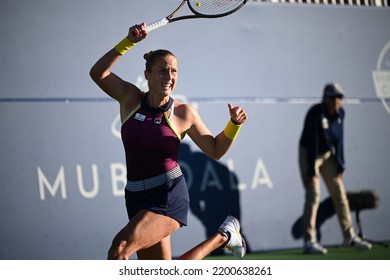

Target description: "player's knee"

left=112, top=240, right=131, bottom=260
left=107, top=239, right=128, bottom=260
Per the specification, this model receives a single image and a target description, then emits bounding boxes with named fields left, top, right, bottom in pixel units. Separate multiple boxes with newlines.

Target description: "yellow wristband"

left=223, top=119, right=242, bottom=140
left=114, top=37, right=136, bottom=55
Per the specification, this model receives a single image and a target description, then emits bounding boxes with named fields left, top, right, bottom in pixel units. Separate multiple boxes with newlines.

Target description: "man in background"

left=298, top=83, right=372, bottom=254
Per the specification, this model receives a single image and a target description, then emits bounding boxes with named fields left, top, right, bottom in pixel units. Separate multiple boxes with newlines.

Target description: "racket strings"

left=189, top=0, right=245, bottom=16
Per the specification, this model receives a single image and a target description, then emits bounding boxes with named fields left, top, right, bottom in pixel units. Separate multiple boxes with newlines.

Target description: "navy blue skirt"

left=125, top=175, right=189, bottom=226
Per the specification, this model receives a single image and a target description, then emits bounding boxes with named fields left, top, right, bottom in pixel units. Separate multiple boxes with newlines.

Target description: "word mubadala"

left=37, top=158, right=273, bottom=200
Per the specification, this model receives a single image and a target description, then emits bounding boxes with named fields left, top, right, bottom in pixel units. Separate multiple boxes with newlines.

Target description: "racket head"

left=187, top=0, right=247, bottom=18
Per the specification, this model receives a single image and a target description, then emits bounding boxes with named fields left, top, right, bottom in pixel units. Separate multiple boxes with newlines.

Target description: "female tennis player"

left=90, top=23, right=248, bottom=260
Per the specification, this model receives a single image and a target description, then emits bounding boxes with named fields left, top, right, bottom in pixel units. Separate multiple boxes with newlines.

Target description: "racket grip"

left=146, top=18, right=169, bottom=32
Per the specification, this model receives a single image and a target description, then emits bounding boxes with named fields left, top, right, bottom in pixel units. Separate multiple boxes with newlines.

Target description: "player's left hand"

left=228, top=103, right=248, bottom=125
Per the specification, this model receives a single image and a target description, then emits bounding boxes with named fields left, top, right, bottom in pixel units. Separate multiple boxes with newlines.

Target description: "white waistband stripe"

left=125, top=166, right=182, bottom=192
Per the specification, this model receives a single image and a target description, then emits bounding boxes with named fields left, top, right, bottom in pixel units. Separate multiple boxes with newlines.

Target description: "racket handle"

left=146, top=18, right=169, bottom=32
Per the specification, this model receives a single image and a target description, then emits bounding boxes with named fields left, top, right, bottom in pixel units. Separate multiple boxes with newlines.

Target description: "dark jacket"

left=299, top=102, right=345, bottom=176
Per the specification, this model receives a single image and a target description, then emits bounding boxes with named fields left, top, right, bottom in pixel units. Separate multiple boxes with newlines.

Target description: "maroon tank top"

left=121, top=96, right=181, bottom=181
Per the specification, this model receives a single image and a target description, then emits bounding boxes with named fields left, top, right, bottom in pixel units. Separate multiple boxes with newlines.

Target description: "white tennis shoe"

left=218, top=215, right=247, bottom=258
left=343, top=235, right=372, bottom=250
left=304, top=240, right=328, bottom=255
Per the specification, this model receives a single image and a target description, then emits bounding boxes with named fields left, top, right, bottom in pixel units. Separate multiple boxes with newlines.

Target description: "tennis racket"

left=144, top=0, right=248, bottom=33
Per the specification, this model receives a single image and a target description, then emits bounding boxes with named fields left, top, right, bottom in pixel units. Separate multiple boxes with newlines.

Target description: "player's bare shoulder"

left=173, top=99, right=198, bottom=121
left=172, top=99, right=199, bottom=134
